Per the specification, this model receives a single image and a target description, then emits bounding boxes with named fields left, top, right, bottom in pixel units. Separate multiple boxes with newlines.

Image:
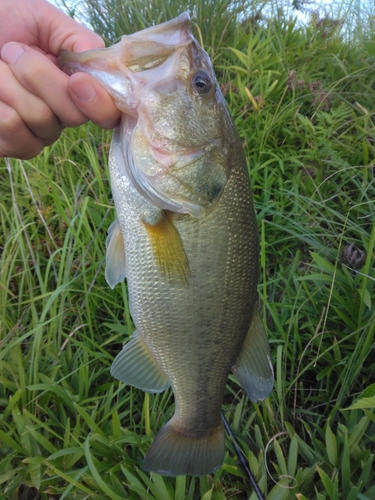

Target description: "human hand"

left=0, top=0, right=120, bottom=159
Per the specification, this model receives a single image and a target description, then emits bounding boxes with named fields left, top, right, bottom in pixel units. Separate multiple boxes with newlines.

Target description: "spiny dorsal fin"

left=143, top=211, right=189, bottom=283
left=233, top=310, right=274, bottom=402
left=105, top=218, right=126, bottom=289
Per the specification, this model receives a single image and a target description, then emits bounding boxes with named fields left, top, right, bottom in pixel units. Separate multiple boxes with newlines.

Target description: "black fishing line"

left=221, top=413, right=264, bottom=500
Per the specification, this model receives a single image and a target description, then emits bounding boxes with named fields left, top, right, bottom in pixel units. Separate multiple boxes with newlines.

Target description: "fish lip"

left=123, top=12, right=191, bottom=45
left=59, top=14, right=194, bottom=115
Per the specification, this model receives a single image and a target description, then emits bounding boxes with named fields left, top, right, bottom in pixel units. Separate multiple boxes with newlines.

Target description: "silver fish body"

left=60, top=13, right=273, bottom=477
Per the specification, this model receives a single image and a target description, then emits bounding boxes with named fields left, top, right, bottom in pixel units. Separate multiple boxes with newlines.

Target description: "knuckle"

left=0, top=108, right=42, bottom=159
left=44, top=130, right=62, bottom=147
left=0, top=140, right=42, bottom=160
left=85, top=103, right=120, bottom=129
left=17, top=55, right=46, bottom=85
left=72, top=116, right=87, bottom=127
left=60, top=111, right=87, bottom=128
left=37, top=102, right=54, bottom=124
left=20, top=147, right=42, bottom=160
left=0, top=105, right=23, bottom=135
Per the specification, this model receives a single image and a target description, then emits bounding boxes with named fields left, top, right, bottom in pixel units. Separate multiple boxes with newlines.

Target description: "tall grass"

left=68, top=0, right=261, bottom=48
left=1, top=1, right=374, bottom=498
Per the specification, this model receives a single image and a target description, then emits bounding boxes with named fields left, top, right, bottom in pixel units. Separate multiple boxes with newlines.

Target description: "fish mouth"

left=59, top=12, right=227, bottom=217
left=59, top=13, right=193, bottom=110
left=117, top=13, right=192, bottom=72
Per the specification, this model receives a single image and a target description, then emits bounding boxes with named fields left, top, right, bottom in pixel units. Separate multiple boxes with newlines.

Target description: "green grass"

left=1, top=1, right=375, bottom=498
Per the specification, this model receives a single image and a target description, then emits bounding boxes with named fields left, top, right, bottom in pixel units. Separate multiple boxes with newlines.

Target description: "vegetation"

left=1, top=0, right=374, bottom=498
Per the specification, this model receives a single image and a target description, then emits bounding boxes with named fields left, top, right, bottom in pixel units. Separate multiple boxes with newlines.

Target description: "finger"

left=0, top=101, right=45, bottom=159
left=0, top=59, right=62, bottom=142
left=1, top=42, right=87, bottom=128
left=68, top=73, right=121, bottom=129
left=32, top=0, right=106, bottom=53
left=52, top=21, right=105, bottom=53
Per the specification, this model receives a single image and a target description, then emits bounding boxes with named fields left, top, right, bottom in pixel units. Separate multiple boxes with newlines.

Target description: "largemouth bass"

left=60, top=13, right=273, bottom=477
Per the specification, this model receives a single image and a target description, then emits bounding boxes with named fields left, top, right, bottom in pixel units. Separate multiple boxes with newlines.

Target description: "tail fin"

left=143, top=419, right=224, bottom=476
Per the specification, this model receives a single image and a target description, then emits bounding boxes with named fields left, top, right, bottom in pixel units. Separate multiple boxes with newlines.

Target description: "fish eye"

left=191, top=70, right=213, bottom=95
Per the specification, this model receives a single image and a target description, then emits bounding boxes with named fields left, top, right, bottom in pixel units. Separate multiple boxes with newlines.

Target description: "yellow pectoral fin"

left=143, top=211, right=189, bottom=283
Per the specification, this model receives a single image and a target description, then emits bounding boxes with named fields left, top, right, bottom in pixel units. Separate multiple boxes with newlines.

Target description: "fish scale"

left=114, top=147, right=258, bottom=452
left=59, top=12, right=273, bottom=477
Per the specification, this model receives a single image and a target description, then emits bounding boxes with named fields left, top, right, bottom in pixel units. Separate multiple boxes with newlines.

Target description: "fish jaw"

left=59, top=12, right=229, bottom=216
left=59, top=13, right=192, bottom=115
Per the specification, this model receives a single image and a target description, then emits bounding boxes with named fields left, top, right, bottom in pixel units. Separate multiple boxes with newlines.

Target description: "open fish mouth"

left=59, top=13, right=193, bottom=114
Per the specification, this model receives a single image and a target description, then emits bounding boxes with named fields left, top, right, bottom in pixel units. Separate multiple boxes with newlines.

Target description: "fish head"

left=60, top=13, right=233, bottom=217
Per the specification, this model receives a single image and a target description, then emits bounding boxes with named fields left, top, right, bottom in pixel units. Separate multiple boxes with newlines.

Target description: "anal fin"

left=111, top=331, right=170, bottom=393
left=232, top=310, right=274, bottom=402
left=143, top=211, right=189, bottom=283
left=105, top=218, right=126, bottom=289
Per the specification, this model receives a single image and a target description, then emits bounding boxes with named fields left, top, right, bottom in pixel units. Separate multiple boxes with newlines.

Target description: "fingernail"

left=1, top=42, right=24, bottom=64
left=71, top=78, right=97, bottom=103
